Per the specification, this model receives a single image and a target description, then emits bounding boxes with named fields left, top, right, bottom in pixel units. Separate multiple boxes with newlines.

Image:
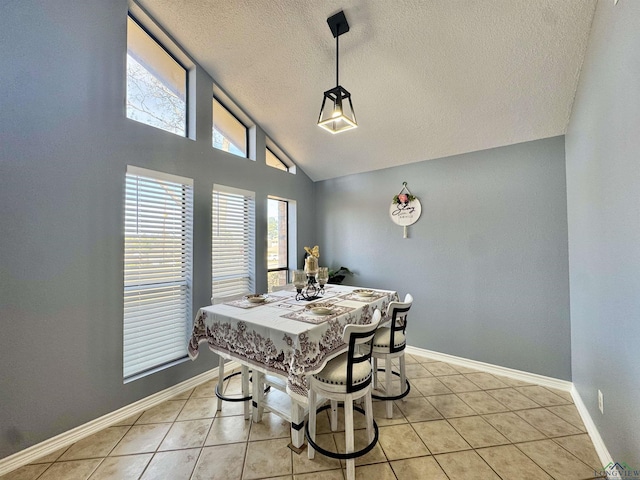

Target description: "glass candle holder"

left=304, top=256, right=319, bottom=276
left=317, top=267, right=329, bottom=286
left=293, top=270, right=307, bottom=289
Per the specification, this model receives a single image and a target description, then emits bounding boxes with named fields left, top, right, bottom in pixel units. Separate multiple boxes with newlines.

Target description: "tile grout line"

left=182, top=383, right=207, bottom=480
left=183, top=384, right=208, bottom=480
left=8, top=355, right=605, bottom=480
left=94, top=423, right=136, bottom=480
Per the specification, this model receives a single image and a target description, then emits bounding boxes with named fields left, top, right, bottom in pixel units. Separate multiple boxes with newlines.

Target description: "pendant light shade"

left=317, top=85, right=357, bottom=134
left=317, top=11, right=357, bottom=134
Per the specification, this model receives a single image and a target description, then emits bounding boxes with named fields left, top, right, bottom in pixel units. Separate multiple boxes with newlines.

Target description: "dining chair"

left=212, top=294, right=252, bottom=420
left=371, top=293, right=413, bottom=418
left=306, top=309, right=382, bottom=480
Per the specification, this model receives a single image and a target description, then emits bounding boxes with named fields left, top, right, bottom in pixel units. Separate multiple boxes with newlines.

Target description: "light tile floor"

left=2, top=354, right=606, bottom=480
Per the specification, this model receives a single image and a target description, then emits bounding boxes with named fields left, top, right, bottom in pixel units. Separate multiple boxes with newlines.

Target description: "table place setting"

left=223, top=293, right=279, bottom=309
left=280, top=300, right=355, bottom=324
left=341, top=288, right=389, bottom=302
left=306, top=303, right=334, bottom=315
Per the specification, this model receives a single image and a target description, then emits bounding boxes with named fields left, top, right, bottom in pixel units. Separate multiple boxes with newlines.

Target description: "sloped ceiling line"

left=137, top=0, right=596, bottom=181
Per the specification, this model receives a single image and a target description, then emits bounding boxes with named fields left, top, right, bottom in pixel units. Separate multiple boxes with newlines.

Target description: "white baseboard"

left=570, top=385, right=614, bottom=478
left=406, top=346, right=617, bottom=475
left=0, top=363, right=239, bottom=477
left=3, top=350, right=616, bottom=478
left=405, top=345, right=573, bottom=391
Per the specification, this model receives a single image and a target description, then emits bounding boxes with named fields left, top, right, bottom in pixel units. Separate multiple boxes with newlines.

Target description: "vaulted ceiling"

left=137, top=0, right=596, bottom=181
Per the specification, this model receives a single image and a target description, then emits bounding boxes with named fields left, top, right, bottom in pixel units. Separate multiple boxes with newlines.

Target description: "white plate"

left=353, top=289, right=375, bottom=298
left=245, top=294, right=267, bottom=304
left=305, top=303, right=333, bottom=315
left=310, top=307, right=333, bottom=315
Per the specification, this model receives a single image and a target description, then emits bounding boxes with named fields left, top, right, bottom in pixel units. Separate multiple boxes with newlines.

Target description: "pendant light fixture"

left=317, top=10, right=357, bottom=134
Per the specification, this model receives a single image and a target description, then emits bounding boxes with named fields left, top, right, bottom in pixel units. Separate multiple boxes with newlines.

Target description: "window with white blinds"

left=212, top=185, right=255, bottom=300
left=124, top=165, right=193, bottom=380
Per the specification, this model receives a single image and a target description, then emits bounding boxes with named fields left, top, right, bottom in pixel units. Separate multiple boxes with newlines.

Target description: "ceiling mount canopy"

left=317, top=10, right=357, bottom=134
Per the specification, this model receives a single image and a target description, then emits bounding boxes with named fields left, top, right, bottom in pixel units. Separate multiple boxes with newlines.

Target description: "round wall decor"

left=389, top=183, right=421, bottom=237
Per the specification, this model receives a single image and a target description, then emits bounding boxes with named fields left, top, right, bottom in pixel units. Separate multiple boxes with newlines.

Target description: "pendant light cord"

left=336, top=27, right=339, bottom=87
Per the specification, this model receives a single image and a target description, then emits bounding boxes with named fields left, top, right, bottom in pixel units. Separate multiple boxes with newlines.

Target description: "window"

left=266, top=148, right=288, bottom=172
left=126, top=15, right=187, bottom=136
left=212, top=185, right=255, bottom=299
left=265, top=138, right=296, bottom=174
left=212, top=97, right=247, bottom=157
left=267, top=198, right=289, bottom=291
left=123, top=166, right=193, bottom=380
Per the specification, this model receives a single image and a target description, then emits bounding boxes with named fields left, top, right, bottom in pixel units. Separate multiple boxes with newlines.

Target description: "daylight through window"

left=126, top=16, right=187, bottom=136
left=212, top=97, right=247, bottom=157
left=267, top=198, right=288, bottom=291
left=123, top=166, right=193, bottom=380
left=212, top=186, right=255, bottom=300
left=266, top=148, right=288, bottom=172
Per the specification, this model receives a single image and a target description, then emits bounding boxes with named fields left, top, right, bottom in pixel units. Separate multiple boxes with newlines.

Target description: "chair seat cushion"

left=313, top=352, right=372, bottom=387
left=372, top=327, right=406, bottom=350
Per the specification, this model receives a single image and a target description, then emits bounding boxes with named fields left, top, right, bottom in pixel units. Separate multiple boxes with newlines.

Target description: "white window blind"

left=212, top=185, right=255, bottom=300
left=124, top=166, right=193, bottom=380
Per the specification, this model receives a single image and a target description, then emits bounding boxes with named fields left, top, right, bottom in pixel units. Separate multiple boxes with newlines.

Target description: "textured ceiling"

left=137, top=0, right=596, bottom=181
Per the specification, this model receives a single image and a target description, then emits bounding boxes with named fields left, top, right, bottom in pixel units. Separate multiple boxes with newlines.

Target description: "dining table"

left=188, top=284, right=398, bottom=449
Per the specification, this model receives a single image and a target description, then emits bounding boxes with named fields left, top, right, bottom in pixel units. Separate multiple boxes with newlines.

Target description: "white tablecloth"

left=188, top=285, right=398, bottom=403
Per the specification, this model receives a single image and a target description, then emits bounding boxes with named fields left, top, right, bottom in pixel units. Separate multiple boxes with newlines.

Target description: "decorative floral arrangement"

left=303, top=245, right=319, bottom=275
left=304, top=245, right=320, bottom=258
left=393, top=193, right=416, bottom=205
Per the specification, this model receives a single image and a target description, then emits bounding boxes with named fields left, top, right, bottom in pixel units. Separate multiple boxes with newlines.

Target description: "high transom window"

left=126, top=15, right=187, bottom=136
left=212, top=97, right=247, bottom=157
left=266, top=148, right=288, bottom=172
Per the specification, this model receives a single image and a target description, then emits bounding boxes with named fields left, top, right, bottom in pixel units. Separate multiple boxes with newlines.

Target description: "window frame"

left=123, top=165, right=193, bottom=382
left=212, top=96, right=249, bottom=158
left=265, top=137, right=296, bottom=174
left=126, top=14, right=189, bottom=137
left=266, top=147, right=289, bottom=172
left=267, top=197, right=290, bottom=290
left=212, top=184, right=256, bottom=300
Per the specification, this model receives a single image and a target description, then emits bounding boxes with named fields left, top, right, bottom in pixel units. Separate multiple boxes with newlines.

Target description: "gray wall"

left=3, top=0, right=638, bottom=467
left=565, top=0, right=640, bottom=465
left=316, top=137, right=571, bottom=380
left=0, top=1, right=315, bottom=459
